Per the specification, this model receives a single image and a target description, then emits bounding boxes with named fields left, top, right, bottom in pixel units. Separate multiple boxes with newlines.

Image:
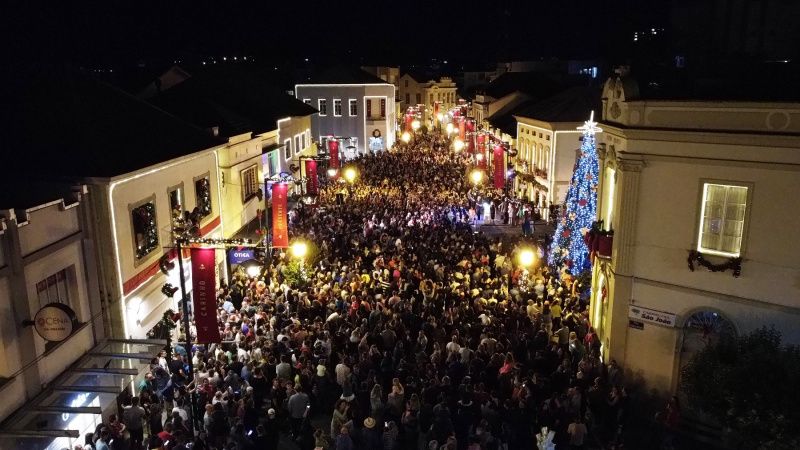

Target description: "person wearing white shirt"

left=446, top=336, right=461, bottom=355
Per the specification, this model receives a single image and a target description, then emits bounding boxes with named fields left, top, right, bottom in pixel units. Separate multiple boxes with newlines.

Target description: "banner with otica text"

left=271, top=183, right=289, bottom=248
left=190, top=247, right=221, bottom=343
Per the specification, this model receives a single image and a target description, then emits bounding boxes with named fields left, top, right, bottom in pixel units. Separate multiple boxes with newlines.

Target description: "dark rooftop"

left=149, top=66, right=318, bottom=137
left=513, top=86, right=602, bottom=123
left=481, top=71, right=563, bottom=99
left=0, top=65, right=223, bottom=179
left=301, top=65, right=389, bottom=85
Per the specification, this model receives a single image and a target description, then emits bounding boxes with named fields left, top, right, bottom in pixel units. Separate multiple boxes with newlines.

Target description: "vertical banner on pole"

left=405, top=114, right=413, bottom=132
left=494, top=144, right=505, bottom=189
left=458, top=118, right=466, bottom=140
left=328, top=139, right=340, bottom=169
left=304, top=160, right=318, bottom=195
left=271, top=183, right=289, bottom=248
left=191, top=247, right=221, bottom=343
left=468, top=133, right=475, bottom=153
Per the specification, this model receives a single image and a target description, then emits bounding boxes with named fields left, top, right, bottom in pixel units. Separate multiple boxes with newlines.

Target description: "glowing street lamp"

left=436, top=113, right=444, bottom=122
left=343, top=167, right=357, bottom=184
left=518, top=248, right=536, bottom=268
left=401, top=131, right=411, bottom=143
left=327, top=168, right=338, bottom=177
left=290, top=241, right=309, bottom=260
left=453, top=138, right=465, bottom=152
left=470, top=169, right=484, bottom=186
left=246, top=264, right=261, bottom=278
left=445, top=122, right=454, bottom=135
left=411, top=119, right=421, bottom=131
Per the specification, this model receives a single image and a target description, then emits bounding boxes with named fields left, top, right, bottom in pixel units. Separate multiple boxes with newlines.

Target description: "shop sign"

left=228, top=248, right=255, bottom=265
left=628, top=305, right=677, bottom=328
left=34, top=303, right=77, bottom=342
left=628, top=320, right=644, bottom=330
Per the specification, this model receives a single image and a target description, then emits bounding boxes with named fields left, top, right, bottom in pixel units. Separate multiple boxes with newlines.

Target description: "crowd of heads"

left=87, top=132, right=629, bottom=450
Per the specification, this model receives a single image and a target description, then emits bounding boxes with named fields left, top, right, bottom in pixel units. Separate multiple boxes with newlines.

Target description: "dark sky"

left=6, top=0, right=669, bottom=66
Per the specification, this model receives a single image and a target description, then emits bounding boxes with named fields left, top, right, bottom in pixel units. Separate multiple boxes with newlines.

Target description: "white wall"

left=17, top=203, right=80, bottom=257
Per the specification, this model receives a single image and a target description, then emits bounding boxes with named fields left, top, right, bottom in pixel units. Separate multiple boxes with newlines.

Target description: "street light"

left=446, top=123, right=454, bottom=135
left=454, top=138, right=465, bottom=152
left=436, top=113, right=444, bottom=122
left=518, top=248, right=536, bottom=268
left=470, top=169, right=484, bottom=186
left=401, top=131, right=411, bottom=143
left=290, top=241, right=308, bottom=259
left=411, top=119, right=421, bottom=131
left=245, top=263, right=262, bottom=278
left=343, top=167, right=357, bottom=184
left=327, top=168, right=338, bottom=177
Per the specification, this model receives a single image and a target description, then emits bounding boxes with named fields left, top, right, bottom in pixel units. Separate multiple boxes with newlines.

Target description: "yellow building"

left=592, top=71, right=800, bottom=395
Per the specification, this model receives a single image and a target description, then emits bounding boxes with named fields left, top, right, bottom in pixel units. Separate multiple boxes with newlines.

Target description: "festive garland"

left=687, top=250, right=742, bottom=278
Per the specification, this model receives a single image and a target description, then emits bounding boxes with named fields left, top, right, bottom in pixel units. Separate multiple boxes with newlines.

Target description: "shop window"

left=241, top=165, right=259, bottom=202
left=697, top=183, right=749, bottom=257
left=131, top=198, right=159, bottom=260
left=194, top=174, right=212, bottom=218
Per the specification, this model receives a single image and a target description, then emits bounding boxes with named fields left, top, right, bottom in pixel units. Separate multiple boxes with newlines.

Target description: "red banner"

left=466, top=118, right=475, bottom=132
left=493, top=144, right=505, bottom=189
left=191, top=247, right=221, bottom=343
left=327, top=139, right=339, bottom=169
left=458, top=119, right=466, bottom=140
left=468, top=134, right=475, bottom=153
left=271, top=183, right=289, bottom=248
left=304, top=159, right=318, bottom=195
left=405, top=114, right=413, bottom=132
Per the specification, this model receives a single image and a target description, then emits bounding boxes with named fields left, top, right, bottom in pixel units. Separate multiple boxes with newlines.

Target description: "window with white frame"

left=303, top=98, right=311, bottom=105
left=194, top=174, right=212, bottom=218
left=333, top=99, right=342, bottom=116
left=301, top=133, right=306, bottom=150
left=349, top=99, right=358, bottom=116
left=241, top=164, right=259, bottom=202
left=131, top=198, right=159, bottom=260
left=295, top=135, right=302, bottom=155
left=318, top=99, right=327, bottom=116
left=697, top=183, right=749, bottom=257
left=284, top=139, right=292, bottom=159
left=35, top=267, right=73, bottom=311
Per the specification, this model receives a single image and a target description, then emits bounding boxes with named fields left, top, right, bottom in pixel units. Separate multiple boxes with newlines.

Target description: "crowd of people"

left=78, top=132, right=633, bottom=450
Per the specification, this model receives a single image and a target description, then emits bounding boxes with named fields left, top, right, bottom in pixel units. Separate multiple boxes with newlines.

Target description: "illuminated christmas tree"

left=548, top=112, right=601, bottom=276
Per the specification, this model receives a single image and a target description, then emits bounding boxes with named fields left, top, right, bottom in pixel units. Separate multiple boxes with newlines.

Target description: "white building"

left=513, top=87, right=601, bottom=220
left=591, top=73, right=800, bottom=395
left=397, top=72, right=458, bottom=126
left=296, top=66, right=397, bottom=159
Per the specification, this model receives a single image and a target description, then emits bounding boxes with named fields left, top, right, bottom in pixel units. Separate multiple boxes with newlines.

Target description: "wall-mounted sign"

left=629, top=305, right=677, bottom=328
left=228, top=248, right=255, bottom=266
left=34, top=303, right=77, bottom=342
left=628, top=319, right=644, bottom=330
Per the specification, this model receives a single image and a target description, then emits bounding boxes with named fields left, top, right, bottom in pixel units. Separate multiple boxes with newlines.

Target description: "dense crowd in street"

left=78, top=133, right=632, bottom=450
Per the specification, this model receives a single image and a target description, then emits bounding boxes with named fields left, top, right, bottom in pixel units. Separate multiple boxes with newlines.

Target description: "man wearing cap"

left=263, top=409, right=280, bottom=450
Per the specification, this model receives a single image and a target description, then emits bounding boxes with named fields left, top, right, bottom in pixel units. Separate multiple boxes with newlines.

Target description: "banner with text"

left=628, top=305, right=677, bottom=327
left=493, top=144, right=505, bottom=189
left=327, top=139, right=340, bottom=169
left=271, top=183, right=289, bottom=248
left=304, top=159, right=318, bottom=195
left=191, top=247, right=221, bottom=343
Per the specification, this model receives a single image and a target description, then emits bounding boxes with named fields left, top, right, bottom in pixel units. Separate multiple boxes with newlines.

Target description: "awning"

left=0, top=338, right=166, bottom=450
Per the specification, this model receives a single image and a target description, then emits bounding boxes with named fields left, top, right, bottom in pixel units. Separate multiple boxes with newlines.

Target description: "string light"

left=549, top=112, right=601, bottom=276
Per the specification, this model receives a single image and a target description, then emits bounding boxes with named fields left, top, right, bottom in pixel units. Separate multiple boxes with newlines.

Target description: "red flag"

left=458, top=119, right=466, bottom=140
left=405, top=114, right=413, bottom=132
left=468, top=134, right=475, bottom=153
left=271, top=183, right=289, bottom=248
left=328, top=139, right=339, bottom=169
left=190, top=248, right=221, bottom=343
left=493, top=144, right=505, bottom=189
left=304, top=159, right=318, bottom=195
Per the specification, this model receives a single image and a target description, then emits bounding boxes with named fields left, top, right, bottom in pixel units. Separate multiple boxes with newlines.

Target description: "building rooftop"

left=514, top=86, right=602, bottom=123
left=481, top=71, right=563, bottom=99
left=0, top=65, right=223, bottom=179
left=149, top=66, right=317, bottom=137
left=300, top=65, right=391, bottom=85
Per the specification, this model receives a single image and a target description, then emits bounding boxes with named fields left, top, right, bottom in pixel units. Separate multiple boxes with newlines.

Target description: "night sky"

left=6, top=1, right=668, bottom=67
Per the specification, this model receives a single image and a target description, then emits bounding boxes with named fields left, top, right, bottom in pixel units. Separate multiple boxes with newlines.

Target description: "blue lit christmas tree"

left=548, top=112, right=601, bottom=276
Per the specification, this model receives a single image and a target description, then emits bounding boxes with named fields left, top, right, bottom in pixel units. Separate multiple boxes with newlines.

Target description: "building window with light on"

left=194, top=174, right=212, bottom=218
left=697, top=182, right=750, bottom=257
left=349, top=99, right=357, bottom=116
left=333, top=99, right=342, bottom=116
left=131, top=197, right=159, bottom=260
left=241, top=164, right=259, bottom=202
left=318, top=99, right=327, bottom=116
